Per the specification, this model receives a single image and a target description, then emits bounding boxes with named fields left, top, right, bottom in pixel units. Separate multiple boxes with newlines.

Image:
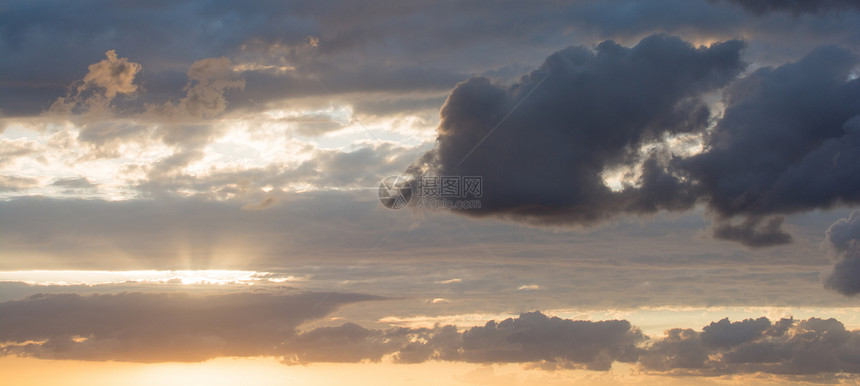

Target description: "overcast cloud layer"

left=2, top=0, right=860, bottom=382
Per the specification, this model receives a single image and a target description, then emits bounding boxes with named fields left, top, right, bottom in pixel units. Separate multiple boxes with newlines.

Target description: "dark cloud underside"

left=2, top=297, right=858, bottom=377
left=411, top=34, right=745, bottom=224
left=410, top=35, right=860, bottom=248
left=0, top=292, right=378, bottom=362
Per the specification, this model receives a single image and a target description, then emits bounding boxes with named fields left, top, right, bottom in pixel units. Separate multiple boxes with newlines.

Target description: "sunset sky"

left=2, top=0, right=860, bottom=384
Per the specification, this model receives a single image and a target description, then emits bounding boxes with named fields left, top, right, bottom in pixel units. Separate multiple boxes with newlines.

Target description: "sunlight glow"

left=0, top=270, right=302, bottom=286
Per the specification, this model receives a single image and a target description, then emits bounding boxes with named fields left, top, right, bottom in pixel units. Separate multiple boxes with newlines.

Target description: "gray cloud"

left=722, top=0, right=860, bottom=15
left=712, top=215, right=792, bottom=247
left=682, top=46, right=860, bottom=245
left=3, top=298, right=859, bottom=379
left=409, top=34, right=745, bottom=225
left=448, top=311, right=643, bottom=370
left=0, top=196, right=850, bottom=310
left=681, top=46, right=860, bottom=218
left=0, top=291, right=379, bottom=362
left=409, top=36, right=860, bottom=248
left=641, top=316, right=860, bottom=375
left=282, top=311, right=644, bottom=370
left=4, top=0, right=859, bottom=116
left=823, top=211, right=860, bottom=295
left=50, top=177, right=96, bottom=190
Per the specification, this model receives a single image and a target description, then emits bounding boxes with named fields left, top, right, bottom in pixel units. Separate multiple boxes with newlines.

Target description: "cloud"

left=712, top=215, right=792, bottom=247
left=49, top=50, right=142, bottom=114
left=721, top=0, right=860, bottom=15
left=0, top=138, right=41, bottom=168
left=271, top=313, right=860, bottom=376
left=133, top=141, right=426, bottom=198
left=408, top=35, right=860, bottom=247
left=4, top=300, right=858, bottom=379
left=641, top=316, right=860, bottom=375
left=44, top=53, right=247, bottom=161
left=50, top=177, right=96, bottom=190
left=157, top=57, right=245, bottom=120
left=0, top=291, right=379, bottom=362
left=0, top=175, right=39, bottom=192
left=823, top=211, right=860, bottom=295
left=0, top=196, right=849, bottom=310
left=682, top=46, right=860, bottom=245
left=5, top=0, right=859, bottom=117
left=680, top=45, right=860, bottom=218
left=409, top=34, right=745, bottom=224
left=2, top=301, right=642, bottom=369
left=282, top=322, right=395, bottom=364
left=450, top=311, right=644, bottom=370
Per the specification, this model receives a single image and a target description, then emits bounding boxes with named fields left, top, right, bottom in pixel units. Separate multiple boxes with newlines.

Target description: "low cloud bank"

left=2, top=294, right=859, bottom=378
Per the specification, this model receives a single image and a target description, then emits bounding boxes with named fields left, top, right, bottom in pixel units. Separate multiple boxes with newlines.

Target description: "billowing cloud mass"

left=682, top=46, right=860, bottom=219
left=410, top=34, right=745, bottom=224
left=641, top=316, right=860, bottom=375
left=411, top=35, right=860, bottom=247
left=3, top=296, right=859, bottom=377
left=823, top=211, right=860, bottom=295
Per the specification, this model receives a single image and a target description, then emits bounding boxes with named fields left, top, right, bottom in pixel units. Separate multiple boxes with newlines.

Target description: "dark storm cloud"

left=823, top=211, right=860, bottom=295
left=683, top=45, right=860, bottom=244
left=411, top=36, right=860, bottom=247
left=681, top=46, right=860, bottom=218
left=409, top=34, right=745, bottom=224
left=0, top=291, right=379, bottom=362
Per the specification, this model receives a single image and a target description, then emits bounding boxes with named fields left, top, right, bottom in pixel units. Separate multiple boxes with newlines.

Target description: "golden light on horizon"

left=0, top=270, right=301, bottom=286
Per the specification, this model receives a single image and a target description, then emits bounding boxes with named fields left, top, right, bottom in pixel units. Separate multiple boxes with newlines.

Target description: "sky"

left=2, top=0, right=860, bottom=384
